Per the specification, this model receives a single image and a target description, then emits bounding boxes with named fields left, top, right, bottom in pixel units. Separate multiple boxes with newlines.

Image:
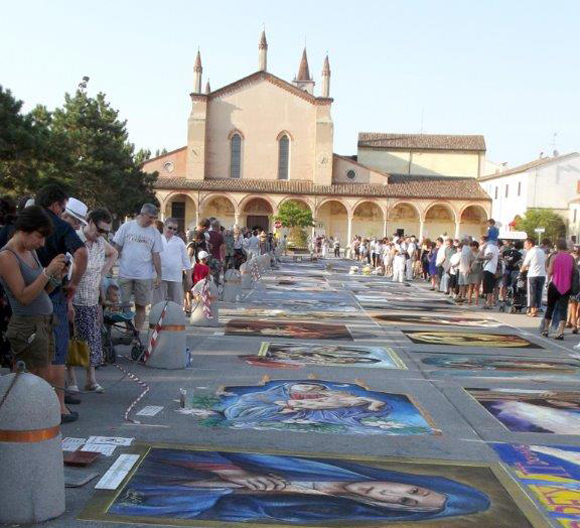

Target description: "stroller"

left=508, top=269, right=528, bottom=313
left=101, top=306, right=146, bottom=363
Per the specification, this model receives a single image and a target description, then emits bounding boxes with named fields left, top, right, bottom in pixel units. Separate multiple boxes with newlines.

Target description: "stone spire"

left=258, top=30, right=268, bottom=71
left=321, top=54, right=330, bottom=97
left=205, top=79, right=211, bottom=94
left=293, top=48, right=315, bottom=94
left=193, top=50, right=202, bottom=93
left=297, top=48, right=311, bottom=81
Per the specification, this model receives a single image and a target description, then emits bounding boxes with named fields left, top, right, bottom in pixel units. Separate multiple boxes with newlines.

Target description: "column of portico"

left=347, top=214, right=353, bottom=244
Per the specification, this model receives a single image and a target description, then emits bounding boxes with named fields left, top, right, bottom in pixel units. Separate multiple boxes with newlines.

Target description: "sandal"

left=573, top=328, right=578, bottom=335
left=85, top=384, right=104, bottom=393
left=67, top=385, right=80, bottom=394
left=541, top=330, right=549, bottom=337
left=555, top=334, right=564, bottom=341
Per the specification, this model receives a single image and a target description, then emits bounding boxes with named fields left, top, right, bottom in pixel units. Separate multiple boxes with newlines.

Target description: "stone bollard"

left=190, top=278, right=220, bottom=327
left=146, top=301, right=188, bottom=369
left=240, top=261, right=253, bottom=290
left=259, top=254, right=271, bottom=272
left=0, top=370, right=65, bottom=524
left=223, top=269, right=242, bottom=302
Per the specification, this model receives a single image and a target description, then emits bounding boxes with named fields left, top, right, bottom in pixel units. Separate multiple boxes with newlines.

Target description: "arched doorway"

left=389, top=203, right=420, bottom=238
left=242, top=197, right=273, bottom=232
left=316, top=200, right=348, bottom=243
left=459, top=205, right=488, bottom=239
left=423, top=204, right=456, bottom=240
left=352, top=201, right=384, bottom=239
left=163, top=193, right=196, bottom=234
left=201, top=195, right=236, bottom=229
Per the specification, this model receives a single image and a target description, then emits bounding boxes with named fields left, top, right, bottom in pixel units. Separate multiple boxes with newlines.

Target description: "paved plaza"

left=42, top=258, right=580, bottom=527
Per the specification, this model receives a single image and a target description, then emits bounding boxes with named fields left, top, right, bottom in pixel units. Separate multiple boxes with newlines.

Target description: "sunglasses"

left=166, top=226, right=178, bottom=231
left=97, top=227, right=111, bottom=235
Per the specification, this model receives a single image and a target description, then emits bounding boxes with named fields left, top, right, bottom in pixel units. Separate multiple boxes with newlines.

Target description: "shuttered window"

left=230, top=134, right=241, bottom=178
left=278, top=135, right=289, bottom=180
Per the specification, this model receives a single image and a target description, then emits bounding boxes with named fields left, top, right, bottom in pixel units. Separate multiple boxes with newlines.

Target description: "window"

left=505, top=184, right=509, bottom=198
left=230, top=133, right=241, bottom=178
left=163, top=161, right=174, bottom=173
left=494, top=187, right=498, bottom=200
left=346, top=169, right=356, bottom=180
left=278, top=135, right=289, bottom=180
left=517, top=181, right=521, bottom=196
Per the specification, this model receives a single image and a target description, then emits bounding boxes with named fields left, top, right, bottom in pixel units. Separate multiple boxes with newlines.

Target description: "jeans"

left=527, top=276, right=545, bottom=309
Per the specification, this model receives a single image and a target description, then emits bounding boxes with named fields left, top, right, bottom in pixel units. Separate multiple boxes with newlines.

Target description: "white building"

left=478, top=152, right=580, bottom=237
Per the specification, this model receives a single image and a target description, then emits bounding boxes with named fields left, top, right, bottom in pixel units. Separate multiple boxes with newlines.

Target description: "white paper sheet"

left=62, top=437, right=86, bottom=451
left=86, top=436, right=134, bottom=446
left=81, top=443, right=117, bottom=456
left=94, top=454, right=140, bottom=490
left=136, top=405, right=164, bottom=417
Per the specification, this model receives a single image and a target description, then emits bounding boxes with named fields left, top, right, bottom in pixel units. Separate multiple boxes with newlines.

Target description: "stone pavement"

left=13, top=257, right=580, bottom=527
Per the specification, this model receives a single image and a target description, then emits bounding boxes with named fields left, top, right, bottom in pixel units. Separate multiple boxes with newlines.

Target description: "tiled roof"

left=154, top=175, right=489, bottom=200
left=479, top=152, right=579, bottom=181
left=358, top=133, right=486, bottom=151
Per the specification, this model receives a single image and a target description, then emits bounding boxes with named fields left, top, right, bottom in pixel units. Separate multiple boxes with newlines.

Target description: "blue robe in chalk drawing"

left=110, top=449, right=490, bottom=523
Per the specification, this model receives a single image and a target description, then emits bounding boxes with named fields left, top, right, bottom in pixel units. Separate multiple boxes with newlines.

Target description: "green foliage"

left=191, top=395, right=221, bottom=409
left=515, top=208, right=566, bottom=243
left=0, top=83, right=158, bottom=217
left=274, top=200, right=314, bottom=229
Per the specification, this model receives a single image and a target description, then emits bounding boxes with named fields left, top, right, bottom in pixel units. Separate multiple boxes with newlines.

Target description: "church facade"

left=144, top=32, right=491, bottom=243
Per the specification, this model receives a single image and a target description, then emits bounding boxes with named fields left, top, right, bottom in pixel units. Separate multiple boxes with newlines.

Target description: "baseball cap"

left=197, top=250, right=209, bottom=260
left=65, top=197, right=88, bottom=225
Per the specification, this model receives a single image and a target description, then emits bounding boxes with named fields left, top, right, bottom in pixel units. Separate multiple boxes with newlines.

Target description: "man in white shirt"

left=113, top=203, right=163, bottom=331
left=521, top=237, right=547, bottom=317
left=392, top=242, right=407, bottom=283
left=153, top=218, right=193, bottom=307
left=479, top=235, right=500, bottom=309
left=247, top=230, right=260, bottom=261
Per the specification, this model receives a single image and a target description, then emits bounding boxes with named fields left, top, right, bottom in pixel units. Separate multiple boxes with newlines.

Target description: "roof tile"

left=358, top=133, right=486, bottom=151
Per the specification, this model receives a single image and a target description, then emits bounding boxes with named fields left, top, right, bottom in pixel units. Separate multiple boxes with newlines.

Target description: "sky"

left=1, top=0, right=579, bottom=167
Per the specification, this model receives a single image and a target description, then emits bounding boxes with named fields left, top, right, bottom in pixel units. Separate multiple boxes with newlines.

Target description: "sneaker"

left=65, top=394, right=82, bottom=405
left=67, top=385, right=80, bottom=394
left=61, top=411, right=79, bottom=424
left=84, top=384, right=104, bottom=394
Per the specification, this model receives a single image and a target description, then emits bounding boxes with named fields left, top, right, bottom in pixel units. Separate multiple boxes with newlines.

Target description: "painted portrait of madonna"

left=101, top=448, right=541, bottom=527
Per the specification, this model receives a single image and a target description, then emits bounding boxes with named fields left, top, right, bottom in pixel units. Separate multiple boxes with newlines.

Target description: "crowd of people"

left=346, top=218, right=580, bottom=340
left=0, top=185, right=281, bottom=424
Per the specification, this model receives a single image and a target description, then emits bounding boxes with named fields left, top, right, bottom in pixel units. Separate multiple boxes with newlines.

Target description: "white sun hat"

left=197, top=251, right=209, bottom=260
left=65, top=197, right=88, bottom=225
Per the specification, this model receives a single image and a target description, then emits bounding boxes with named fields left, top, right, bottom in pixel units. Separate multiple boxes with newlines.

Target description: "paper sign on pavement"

left=94, top=454, right=140, bottom=490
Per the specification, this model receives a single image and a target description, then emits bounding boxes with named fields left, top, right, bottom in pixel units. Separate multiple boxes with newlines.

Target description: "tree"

left=274, top=200, right=314, bottom=247
left=47, top=84, right=158, bottom=217
left=0, top=86, right=57, bottom=195
left=515, top=208, right=566, bottom=243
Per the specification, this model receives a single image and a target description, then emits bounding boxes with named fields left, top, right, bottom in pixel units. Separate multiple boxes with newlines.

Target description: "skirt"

left=73, top=304, right=102, bottom=367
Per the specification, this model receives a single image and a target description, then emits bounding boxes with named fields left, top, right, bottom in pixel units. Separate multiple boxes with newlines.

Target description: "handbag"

left=67, top=325, right=90, bottom=368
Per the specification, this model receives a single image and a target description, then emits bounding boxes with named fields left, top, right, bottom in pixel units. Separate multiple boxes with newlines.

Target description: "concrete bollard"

left=240, top=261, right=253, bottom=290
left=147, top=301, right=188, bottom=369
left=0, top=371, right=65, bottom=524
left=223, top=269, right=242, bottom=302
left=190, top=278, right=220, bottom=327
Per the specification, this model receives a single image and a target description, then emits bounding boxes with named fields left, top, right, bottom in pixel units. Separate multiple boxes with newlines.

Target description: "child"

left=192, top=250, right=210, bottom=286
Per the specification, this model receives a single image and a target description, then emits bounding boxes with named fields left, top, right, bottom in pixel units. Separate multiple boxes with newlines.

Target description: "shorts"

left=448, top=274, right=458, bottom=290
left=5, top=314, right=55, bottom=369
left=458, top=272, right=469, bottom=286
left=436, top=265, right=444, bottom=279
left=119, top=278, right=153, bottom=307
left=482, top=271, right=496, bottom=295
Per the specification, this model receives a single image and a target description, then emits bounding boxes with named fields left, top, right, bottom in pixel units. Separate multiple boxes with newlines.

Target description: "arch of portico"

left=422, top=202, right=458, bottom=240
left=388, top=202, right=421, bottom=239
left=277, top=196, right=315, bottom=214
left=200, top=194, right=237, bottom=229
left=315, top=199, right=349, bottom=243
left=352, top=200, right=385, bottom=240
left=161, top=192, right=197, bottom=233
left=239, top=196, right=275, bottom=232
left=458, top=204, right=488, bottom=239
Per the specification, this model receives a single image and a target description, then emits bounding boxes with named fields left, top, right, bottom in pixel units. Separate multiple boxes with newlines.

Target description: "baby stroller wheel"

left=509, top=306, right=517, bottom=314
left=131, top=344, right=144, bottom=362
